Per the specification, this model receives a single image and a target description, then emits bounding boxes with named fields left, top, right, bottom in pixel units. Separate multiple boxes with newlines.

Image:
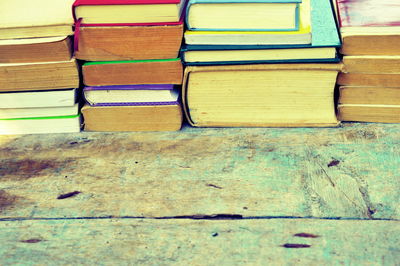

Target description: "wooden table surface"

left=0, top=123, right=399, bottom=265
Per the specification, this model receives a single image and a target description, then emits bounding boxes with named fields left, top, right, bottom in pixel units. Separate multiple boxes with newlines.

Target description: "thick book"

left=0, top=37, right=72, bottom=64
left=0, top=0, right=74, bottom=39
left=335, top=0, right=400, bottom=55
left=186, top=0, right=301, bottom=31
left=74, top=24, right=183, bottom=61
left=82, top=59, right=183, bottom=86
left=0, top=89, right=77, bottom=109
left=184, top=0, right=311, bottom=45
left=82, top=104, right=182, bottom=131
left=182, top=64, right=342, bottom=127
left=83, top=85, right=179, bottom=106
left=73, top=0, right=187, bottom=25
left=0, top=59, right=79, bottom=92
left=0, top=115, right=81, bottom=135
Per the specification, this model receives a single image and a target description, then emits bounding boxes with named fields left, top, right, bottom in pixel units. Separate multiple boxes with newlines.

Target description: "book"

left=0, top=104, right=79, bottom=119
left=335, top=0, right=400, bottom=55
left=82, top=59, right=183, bottom=86
left=186, top=0, right=301, bottom=31
left=83, top=85, right=179, bottom=106
left=184, top=0, right=311, bottom=45
left=0, top=0, right=74, bottom=39
left=181, top=45, right=338, bottom=65
left=75, top=24, right=183, bottom=61
left=337, top=73, right=400, bottom=87
left=73, top=0, right=187, bottom=25
left=0, top=59, right=79, bottom=92
left=0, top=115, right=81, bottom=135
left=81, top=104, right=182, bottom=131
left=339, top=86, right=400, bottom=105
left=0, top=89, right=77, bottom=109
left=338, top=105, right=400, bottom=123
left=343, top=56, right=400, bottom=74
left=182, top=64, right=341, bottom=127
left=0, top=37, right=72, bottom=64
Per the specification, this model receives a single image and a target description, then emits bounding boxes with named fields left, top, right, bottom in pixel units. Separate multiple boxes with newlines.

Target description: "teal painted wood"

left=0, top=123, right=399, bottom=219
left=0, top=218, right=398, bottom=265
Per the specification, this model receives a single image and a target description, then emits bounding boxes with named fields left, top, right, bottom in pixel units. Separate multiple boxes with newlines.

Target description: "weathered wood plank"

left=0, top=218, right=398, bottom=265
left=0, top=123, right=399, bottom=219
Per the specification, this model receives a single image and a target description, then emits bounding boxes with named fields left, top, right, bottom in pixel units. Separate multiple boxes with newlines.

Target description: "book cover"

left=186, top=0, right=301, bottom=31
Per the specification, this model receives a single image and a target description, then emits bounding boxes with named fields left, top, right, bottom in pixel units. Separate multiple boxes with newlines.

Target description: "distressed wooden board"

left=0, top=218, right=399, bottom=265
left=0, top=123, right=399, bottom=219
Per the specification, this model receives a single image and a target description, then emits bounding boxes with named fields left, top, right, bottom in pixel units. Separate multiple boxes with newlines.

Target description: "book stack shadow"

left=73, top=0, right=186, bottom=132
left=181, top=0, right=342, bottom=127
left=335, top=0, right=400, bottom=123
left=0, top=0, right=80, bottom=135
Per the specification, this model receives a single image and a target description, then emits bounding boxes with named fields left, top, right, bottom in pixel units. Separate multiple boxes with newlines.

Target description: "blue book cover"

left=182, top=0, right=341, bottom=65
left=186, top=0, right=302, bottom=32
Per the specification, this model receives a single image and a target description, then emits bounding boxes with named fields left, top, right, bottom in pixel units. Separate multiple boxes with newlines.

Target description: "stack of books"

left=181, top=0, right=342, bottom=127
left=73, top=0, right=186, bottom=131
left=0, top=0, right=80, bottom=135
left=335, top=0, right=400, bottom=123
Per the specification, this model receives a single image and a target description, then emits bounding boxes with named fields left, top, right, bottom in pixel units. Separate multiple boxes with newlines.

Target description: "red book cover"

left=336, top=0, right=400, bottom=27
left=72, top=0, right=185, bottom=26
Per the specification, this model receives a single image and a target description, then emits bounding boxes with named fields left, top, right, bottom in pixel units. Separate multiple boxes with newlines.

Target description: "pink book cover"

left=336, top=0, right=400, bottom=27
left=72, top=0, right=186, bottom=26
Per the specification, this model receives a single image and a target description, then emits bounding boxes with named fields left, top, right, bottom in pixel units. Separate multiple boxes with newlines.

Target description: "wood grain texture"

left=0, top=123, right=398, bottom=219
left=0, top=218, right=398, bottom=265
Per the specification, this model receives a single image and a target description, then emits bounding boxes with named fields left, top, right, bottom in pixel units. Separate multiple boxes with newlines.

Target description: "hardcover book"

left=0, top=104, right=79, bottom=120
left=0, top=37, right=72, bottom=64
left=73, top=0, right=187, bottom=25
left=184, top=0, right=311, bottom=45
left=0, top=0, right=74, bottom=39
left=0, top=59, right=79, bottom=92
left=182, top=64, right=342, bottom=127
left=186, top=0, right=301, bottom=31
left=82, top=59, right=183, bottom=86
left=83, top=85, right=179, bottom=106
left=82, top=104, right=182, bottom=131
left=74, top=24, right=183, bottom=61
left=335, top=0, right=400, bottom=55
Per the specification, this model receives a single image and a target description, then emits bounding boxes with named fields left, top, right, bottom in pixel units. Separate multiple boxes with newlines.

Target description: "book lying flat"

left=75, top=24, right=183, bottom=61
left=0, top=88, right=77, bottom=109
left=338, top=104, right=400, bottom=123
left=73, top=0, right=187, bottom=25
left=82, top=59, right=183, bottom=86
left=186, top=0, right=301, bottom=31
left=337, top=73, right=400, bottom=87
left=0, top=115, right=81, bottom=135
left=335, top=0, right=400, bottom=55
left=82, top=104, right=182, bottom=131
left=0, top=0, right=74, bottom=39
left=0, top=37, right=72, bottom=64
left=339, top=86, right=400, bottom=105
left=0, top=59, right=79, bottom=92
left=184, top=0, right=310, bottom=45
left=83, top=85, right=179, bottom=106
left=0, top=104, right=79, bottom=119
left=182, top=64, right=342, bottom=127
left=343, top=56, right=400, bottom=74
